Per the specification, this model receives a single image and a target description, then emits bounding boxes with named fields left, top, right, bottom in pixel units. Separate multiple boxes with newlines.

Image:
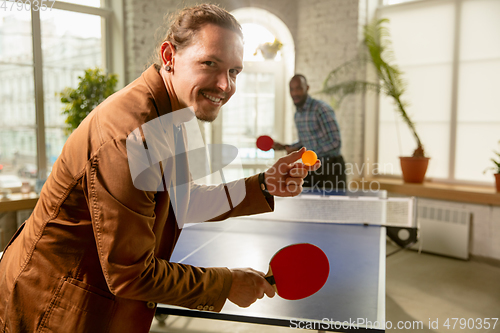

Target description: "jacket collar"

left=142, top=64, right=172, bottom=117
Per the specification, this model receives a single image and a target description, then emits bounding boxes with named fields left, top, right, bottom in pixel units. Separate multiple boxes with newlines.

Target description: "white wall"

left=294, top=0, right=368, bottom=178
left=123, top=0, right=299, bottom=82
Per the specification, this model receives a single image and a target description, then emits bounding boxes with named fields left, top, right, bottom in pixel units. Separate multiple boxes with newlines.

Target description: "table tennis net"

left=251, top=195, right=416, bottom=228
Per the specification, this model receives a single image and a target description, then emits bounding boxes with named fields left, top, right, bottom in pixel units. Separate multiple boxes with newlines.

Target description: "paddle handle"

left=265, top=275, right=275, bottom=285
left=264, top=266, right=277, bottom=293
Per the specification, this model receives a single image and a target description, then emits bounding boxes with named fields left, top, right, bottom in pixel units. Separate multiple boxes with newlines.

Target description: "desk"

left=0, top=193, right=38, bottom=213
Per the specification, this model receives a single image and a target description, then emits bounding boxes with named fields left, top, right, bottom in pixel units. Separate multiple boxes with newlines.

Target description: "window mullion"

left=105, top=0, right=126, bottom=87
left=448, top=0, right=462, bottom=181
left=31, top=7, right=47, bottom=179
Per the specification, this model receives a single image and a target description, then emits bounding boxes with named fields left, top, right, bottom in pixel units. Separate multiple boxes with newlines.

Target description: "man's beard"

left=195, top=108, right=220, bottom=123
left=293, top=96, right=307, bottom=107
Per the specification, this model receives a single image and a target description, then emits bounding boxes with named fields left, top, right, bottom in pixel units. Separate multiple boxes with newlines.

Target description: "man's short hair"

left=291, top=74, right=308, bottom=86
left=153, top=4, right=243, bottom=67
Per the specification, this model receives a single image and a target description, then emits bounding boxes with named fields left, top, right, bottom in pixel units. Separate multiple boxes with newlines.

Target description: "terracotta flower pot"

left=399, top=156, right=430, bottom=184
left=495, top=173, right=500, bottom=193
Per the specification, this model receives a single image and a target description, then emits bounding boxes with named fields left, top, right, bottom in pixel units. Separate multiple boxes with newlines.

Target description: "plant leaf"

left=59, top=68, right=118, bottom=135
left=319, top=18, right=425, bottom=156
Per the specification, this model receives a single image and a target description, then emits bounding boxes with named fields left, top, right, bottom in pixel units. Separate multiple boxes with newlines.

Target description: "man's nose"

left=217, top=72, right=231, bottom=93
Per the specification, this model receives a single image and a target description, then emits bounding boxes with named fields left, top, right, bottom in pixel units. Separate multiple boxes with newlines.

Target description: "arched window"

left=210, top=8, right=294, bottom=178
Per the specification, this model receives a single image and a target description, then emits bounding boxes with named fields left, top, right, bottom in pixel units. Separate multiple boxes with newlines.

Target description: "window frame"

left=28, top=0, right=122, bottom=178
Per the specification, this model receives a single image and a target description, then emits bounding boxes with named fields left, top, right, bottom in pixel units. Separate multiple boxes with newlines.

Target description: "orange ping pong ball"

left=302, top=150, right=317, bottom=166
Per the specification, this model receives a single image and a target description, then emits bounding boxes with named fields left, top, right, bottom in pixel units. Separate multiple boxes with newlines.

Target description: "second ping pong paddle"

left=265, top=243, right=329, bottom=300
left=256, top=135, right=274, bottom=151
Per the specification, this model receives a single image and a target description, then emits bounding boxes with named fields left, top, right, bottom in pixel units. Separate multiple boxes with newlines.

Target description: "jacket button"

left=209, top=306, right=215, bottom=311
left=203, top=305, right=209, bottom=311
left=197, top=305, right=204, bottom=310
left=146, top=301, right=156, bottom=309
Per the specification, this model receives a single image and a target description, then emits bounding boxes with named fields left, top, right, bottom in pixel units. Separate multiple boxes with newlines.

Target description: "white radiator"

left=412, top=204, right=471, bottom=260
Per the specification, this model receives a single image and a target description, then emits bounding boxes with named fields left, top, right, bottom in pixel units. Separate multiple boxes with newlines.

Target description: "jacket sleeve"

left=84, top=139, right=233, bottom=311
left=174, top=174, right=273, bottom=225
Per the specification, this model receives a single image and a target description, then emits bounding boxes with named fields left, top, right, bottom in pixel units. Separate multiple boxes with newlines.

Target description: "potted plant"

left=321, top=18, right=429, bottom=183
left=254, top=38, right=283, bottom=60
left=60, top=68, right=118, bottom=135
left=484, top=142, right=500, bottom=192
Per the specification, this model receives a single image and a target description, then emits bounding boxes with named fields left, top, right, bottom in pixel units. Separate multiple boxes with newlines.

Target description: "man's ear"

left=160, top=41, right=175, bottom=66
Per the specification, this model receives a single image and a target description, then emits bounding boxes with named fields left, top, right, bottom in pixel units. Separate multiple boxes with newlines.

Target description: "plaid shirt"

left=289, top=96, right=342, bottom=158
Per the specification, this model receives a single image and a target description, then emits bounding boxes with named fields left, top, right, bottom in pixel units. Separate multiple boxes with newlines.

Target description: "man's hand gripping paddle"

left=264, top=243, right=329, bottom=300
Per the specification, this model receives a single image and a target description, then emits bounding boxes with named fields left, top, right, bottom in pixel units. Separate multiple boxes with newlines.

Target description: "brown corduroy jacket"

left=0, top=65, right=273, bottom=333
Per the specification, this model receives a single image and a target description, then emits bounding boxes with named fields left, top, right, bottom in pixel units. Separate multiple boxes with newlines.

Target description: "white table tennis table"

left=156, top=216, right=386, bottom=332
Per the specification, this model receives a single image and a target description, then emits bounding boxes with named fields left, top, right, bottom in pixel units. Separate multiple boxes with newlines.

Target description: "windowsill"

left=354, top=177, right=500, bottom=206
left=0, top=192, right=39, bottom=213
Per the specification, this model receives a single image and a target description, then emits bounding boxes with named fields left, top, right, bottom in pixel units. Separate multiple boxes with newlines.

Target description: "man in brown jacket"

left=0, top=4, right=319, bottom=332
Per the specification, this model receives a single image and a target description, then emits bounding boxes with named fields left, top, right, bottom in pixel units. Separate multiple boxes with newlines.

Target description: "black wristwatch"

left=258, top=172, right=273, bottom=198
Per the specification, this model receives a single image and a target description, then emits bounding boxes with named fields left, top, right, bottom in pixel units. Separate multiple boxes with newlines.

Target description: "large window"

left=0, top=1, right=112, bottom=193
left=377, top=0, right=500, bottom=184
left=0, top=9, right=37, bottom=189
left=41, top=9, right=103, bottom=168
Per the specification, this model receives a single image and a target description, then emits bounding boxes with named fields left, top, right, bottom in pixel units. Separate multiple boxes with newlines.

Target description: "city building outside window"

left=0, top=1, right=111, bottom=195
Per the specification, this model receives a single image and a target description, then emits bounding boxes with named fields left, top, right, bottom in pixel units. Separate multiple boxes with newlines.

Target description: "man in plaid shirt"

left=274, top=74, right=346, bottom=191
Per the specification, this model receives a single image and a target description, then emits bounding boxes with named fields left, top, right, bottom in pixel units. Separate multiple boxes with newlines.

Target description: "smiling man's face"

left=169, top=23, right=244, bottom=122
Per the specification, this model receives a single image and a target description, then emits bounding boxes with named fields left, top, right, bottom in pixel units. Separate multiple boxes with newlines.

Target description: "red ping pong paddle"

left=256, top=135, right=274, bottom=151
left=264, top=243, right=329, bottom=300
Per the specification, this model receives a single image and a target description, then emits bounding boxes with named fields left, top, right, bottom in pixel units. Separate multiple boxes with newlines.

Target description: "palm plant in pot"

left=321, top=18, right=429, bottom=183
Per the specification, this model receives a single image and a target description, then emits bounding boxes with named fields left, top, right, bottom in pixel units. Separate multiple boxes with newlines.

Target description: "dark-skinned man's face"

left=289, top=77, right=309, bottom=107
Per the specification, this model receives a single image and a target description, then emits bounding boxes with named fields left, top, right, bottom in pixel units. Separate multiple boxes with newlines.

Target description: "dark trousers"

left=303, top=155, right=346, bottom=191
